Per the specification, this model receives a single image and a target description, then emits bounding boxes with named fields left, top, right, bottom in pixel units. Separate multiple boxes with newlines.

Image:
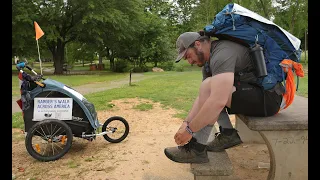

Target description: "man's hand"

left=177, top=121, right=187, bottom=131
left=174, top=122, right=192, bottom=145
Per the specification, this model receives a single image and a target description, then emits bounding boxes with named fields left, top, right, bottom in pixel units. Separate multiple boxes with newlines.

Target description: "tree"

left=12, top=0, right=40, bottom=58
left=12, top=0, right=308, bottom=73
left=77, top=0, right=145, bottom=71
left=273, top=0, right=308, bottom=39
left=46, top=0, right=91, bottom=74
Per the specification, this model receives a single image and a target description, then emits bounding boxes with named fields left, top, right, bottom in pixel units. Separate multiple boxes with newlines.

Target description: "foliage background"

left=12, top=0, right=308, bottom=74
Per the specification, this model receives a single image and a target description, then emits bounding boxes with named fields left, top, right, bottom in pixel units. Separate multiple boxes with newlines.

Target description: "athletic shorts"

left=226, top=81, right=283, bottom=117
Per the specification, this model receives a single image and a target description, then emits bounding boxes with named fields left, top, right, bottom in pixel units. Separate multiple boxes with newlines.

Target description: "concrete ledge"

left=237, top=95, right=308, bottom=131
left=191, top=151, right=233, bottom=177
left=260, top=130, right=308, bottom=180
left=235, top=118, right=265, bottom=143
left=235, top=95, right=308, bottom=180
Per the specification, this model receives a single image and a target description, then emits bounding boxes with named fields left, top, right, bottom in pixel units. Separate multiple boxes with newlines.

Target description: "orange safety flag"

left=34, top=21, right=44, bottom=40
left=279, top=59, right=304, bottom=111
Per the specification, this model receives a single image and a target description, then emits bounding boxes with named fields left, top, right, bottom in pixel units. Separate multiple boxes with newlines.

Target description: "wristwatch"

left=184, top=121, right=194, bottom=135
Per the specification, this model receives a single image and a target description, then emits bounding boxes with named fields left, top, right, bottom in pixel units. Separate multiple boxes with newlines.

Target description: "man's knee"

left=200, top=78, right=235, bottom=108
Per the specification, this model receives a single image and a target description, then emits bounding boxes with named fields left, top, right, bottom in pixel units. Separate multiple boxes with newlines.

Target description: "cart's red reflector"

left=16, top=99, right=22, bottom=109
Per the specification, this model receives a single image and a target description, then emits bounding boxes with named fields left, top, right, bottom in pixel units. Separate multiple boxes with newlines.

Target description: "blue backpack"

left=203, top=3, right=302, bottom=90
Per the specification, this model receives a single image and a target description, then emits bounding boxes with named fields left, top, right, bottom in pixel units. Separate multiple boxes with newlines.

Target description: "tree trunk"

left=51, top=40, right=65, bottom=75
left=290, top=0, right=299, bottom=33
left=98, top=54, right=103, bottom=64
left=108, top=49, right=115, bottom=70
left=97, top=54, right=104, bottom=70
left=139, top=57, right=143, bottom=67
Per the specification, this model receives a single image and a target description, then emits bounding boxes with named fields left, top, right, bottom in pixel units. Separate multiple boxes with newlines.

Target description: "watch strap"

left=185, top=124, right=194, bottom=135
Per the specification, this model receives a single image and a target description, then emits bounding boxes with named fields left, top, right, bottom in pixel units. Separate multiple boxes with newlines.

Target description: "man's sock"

left=217, top=108, right=234, bottom=135
left=193, top=109, right=234, bottom=144
left=193, top=125, right=213, bottom=145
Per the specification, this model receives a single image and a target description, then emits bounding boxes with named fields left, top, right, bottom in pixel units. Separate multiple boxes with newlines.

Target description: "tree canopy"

left=12, top=0, right=308, bottom=74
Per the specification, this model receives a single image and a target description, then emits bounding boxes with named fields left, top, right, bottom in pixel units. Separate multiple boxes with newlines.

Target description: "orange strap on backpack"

left=278, top=59, right=304, bottom=111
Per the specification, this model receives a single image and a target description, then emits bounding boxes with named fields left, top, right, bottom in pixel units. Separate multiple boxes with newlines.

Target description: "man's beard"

left=195, top=49, right=205, bottom=67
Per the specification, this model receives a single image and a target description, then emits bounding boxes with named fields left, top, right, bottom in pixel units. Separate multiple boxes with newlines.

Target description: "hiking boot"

left=207, top=126, right=243, bottom=152
left=164, top=137, right=209, bottom=164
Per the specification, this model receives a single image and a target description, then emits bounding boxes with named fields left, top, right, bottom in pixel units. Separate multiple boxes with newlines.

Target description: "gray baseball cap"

left=175, top=32, right=200, bottom=63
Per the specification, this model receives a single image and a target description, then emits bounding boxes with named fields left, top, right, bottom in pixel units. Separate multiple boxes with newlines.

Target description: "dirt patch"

left=12, top=98, right=269, bottom=180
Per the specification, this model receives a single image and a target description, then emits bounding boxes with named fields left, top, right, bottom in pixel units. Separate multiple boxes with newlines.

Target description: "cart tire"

left=102, top=116, right=129, bottom=143
left=25, top=119, right=73, bottom=162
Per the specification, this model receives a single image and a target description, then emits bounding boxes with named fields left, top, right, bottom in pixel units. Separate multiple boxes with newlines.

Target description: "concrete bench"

left=190, top=150, right=236, bottom=180
left=235, top=95, right=308, bottom=180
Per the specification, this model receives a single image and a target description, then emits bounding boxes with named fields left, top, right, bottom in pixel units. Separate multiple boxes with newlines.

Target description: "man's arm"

left=184, top=96, right=199, bottom=122
left=188, top=72, right=234, bottom=132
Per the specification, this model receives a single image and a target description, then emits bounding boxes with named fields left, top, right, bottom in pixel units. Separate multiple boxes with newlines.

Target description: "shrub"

left=174, top=64, right=184, bottom=72
left=132, top=65, right=149, bottom=73
left=114, top=59, right=130, bottom=72
left=158, top=61, right=174, bottom=71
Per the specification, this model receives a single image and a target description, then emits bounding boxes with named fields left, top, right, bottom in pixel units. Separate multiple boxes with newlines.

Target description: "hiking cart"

left=16, top=62, right=129, bottom=162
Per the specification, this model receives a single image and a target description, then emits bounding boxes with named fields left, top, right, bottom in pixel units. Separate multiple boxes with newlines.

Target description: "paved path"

left=12, top=73, right=152, bottom=114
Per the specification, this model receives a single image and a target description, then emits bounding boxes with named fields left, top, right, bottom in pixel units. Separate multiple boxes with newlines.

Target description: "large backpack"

left=203, top=3, right=304, bottom=111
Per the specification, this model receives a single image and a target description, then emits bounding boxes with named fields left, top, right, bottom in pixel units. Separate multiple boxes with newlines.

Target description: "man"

left=164, top=32, right=283, bottom=163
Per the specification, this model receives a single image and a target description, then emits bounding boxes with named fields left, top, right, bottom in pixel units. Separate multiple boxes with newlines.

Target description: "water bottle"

left=250, top=43, right=267, bottom=78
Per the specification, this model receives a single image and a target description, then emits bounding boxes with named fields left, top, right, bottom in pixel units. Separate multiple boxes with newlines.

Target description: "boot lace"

left=178, top=142, right=191, bottom=152
left=178, top=138, right=198, bottom=152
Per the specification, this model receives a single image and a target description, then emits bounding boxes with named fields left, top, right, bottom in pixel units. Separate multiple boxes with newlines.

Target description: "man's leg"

left=206, top=108, right=243, bottom=151
left=182, top=78, right=233, bottom=144
left=192, top=79, right=242, bottom=152
left=205, top=80, right=244, bottom=152
left=207, top=81, right=283, bottom=152
left=185, top=78, right=236, bottom=146
left=164, top=78, right=238, bottom=163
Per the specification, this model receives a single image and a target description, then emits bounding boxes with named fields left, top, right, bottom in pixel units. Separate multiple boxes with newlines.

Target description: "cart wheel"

left=25, top=119, right=73, bottom=162
left=102, top=116, right=129, bottom=143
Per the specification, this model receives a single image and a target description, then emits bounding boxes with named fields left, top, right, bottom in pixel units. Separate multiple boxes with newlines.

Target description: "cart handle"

left=16, top=62, right=46, bottom=88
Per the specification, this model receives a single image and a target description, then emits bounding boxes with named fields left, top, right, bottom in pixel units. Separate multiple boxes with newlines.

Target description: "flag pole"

left=34, top=21, right=44, bottom=75
left=36, top=39, right=43, bottom=75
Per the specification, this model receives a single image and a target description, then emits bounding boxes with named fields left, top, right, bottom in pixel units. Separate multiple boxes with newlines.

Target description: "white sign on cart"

left=33, top=97, right=73, bottom=121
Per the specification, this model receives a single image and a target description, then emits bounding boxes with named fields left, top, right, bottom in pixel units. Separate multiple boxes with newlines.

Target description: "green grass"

left=300, top=50, right=308, bottom=64
left=12, top=72, right=129, bottom=97
left=12, top=62, right=53, bottom=70
left=12, top=131, right=25, bottom=141
left=84, top=157, right=94, bottom=162
left=173, top=60, right=201, bottom=71
left=67, top=160, right=80, bottom=168
left=133, top=103, right=154, bottom=111
left=12, top=62, right=112, bottom=72
left=72, top=65, right=92, bottom=71
left=12, top=113, right=24, bottom=129
left=295, top=71, right=308, bottom=98
left=84, top=71, right=202, bottom=119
